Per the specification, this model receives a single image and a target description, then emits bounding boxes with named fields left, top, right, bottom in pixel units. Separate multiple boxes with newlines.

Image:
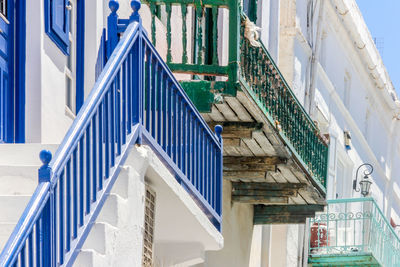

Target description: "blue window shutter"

left=45, top=0, right=70, bottom=54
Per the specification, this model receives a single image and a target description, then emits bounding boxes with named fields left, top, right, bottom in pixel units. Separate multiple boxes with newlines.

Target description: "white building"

left=1, top=0, right=399, bottom=266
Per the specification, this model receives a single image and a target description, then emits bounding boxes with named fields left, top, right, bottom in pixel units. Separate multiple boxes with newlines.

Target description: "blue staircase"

left=0, top=1, right=223, bottom=266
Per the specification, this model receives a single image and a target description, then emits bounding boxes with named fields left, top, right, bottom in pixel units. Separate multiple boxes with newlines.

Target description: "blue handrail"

left=0, top=1, right=223, bottom=266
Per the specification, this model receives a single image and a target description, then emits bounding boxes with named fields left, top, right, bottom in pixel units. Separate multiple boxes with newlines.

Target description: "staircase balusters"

left=0, top=1, right=223, bottom=266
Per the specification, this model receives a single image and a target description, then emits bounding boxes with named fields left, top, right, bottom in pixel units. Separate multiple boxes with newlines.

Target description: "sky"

left=356, top=0, right=400, bottom=92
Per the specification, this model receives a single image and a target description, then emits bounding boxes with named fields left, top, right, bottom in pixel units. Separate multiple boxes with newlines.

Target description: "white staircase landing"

left=0, top=144, right=58, bottom=251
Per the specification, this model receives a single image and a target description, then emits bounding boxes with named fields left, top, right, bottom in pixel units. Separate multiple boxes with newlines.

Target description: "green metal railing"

left=142, top=0, right=329, bottom=190
left=239, top=17, right=328, bottom=189
left=309, top=198, right=400, bottom=266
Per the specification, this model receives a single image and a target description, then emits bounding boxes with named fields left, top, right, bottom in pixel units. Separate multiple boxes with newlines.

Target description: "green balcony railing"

left=143, top=0, right=329, bottom=190
left=142, top=0, right=240, bottom=79
left=239, top=16, right=328, bottom=189
left=309, top=198, right=400, bottom=266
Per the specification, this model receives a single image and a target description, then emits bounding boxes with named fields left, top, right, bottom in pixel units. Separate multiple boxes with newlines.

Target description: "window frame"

left=44, top=0, right=70, bottom=55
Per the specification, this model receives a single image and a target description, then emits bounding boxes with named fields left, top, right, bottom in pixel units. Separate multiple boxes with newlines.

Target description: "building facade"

left=0, top=0, right=399, bottom=266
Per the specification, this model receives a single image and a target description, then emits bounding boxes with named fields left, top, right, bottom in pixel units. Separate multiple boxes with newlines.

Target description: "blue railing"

left=0, top=2, right=223, bottom=266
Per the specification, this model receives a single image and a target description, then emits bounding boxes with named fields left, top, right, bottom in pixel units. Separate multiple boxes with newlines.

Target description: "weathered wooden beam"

left=223, top=138, right=241, bottom=147
left=208, top=121, right=263, bottom=139
left=232, top=196, right=289, bottom=204
left=253, top=204, right=325, bottom=224
left=298, top=185, right=326, bottom=205
left=224, top=156, right=287, bottom=170
left=232, top=189, right=298, bottom=197
left=231, top=182, right=307, bottom=203
left=254, top=214, right=310, bottom=224
left=224, top=171, right=266, bottom=180
left=254, top=204, right=325, bottom=215
left=232, top=182, right=307, bottom=191
left=223, top=157, right=288, bottom=180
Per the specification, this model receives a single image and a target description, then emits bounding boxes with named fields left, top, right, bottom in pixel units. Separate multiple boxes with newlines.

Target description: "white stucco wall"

left=271, top=0, right=400, bottom=264
left=25, top=0, right=108, bottom=143
left=195, top=180, right=254, bottom=267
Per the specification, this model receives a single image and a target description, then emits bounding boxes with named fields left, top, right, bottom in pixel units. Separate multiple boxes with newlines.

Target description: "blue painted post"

left=128, top=1, right=143, bottom=144
left=38, top=150, right=53, bottom=267
left=107, top=0, right=120, bottom=58
left=214, top=125, right=223, bottom=224
left=130, top=0, right=142, bottom=23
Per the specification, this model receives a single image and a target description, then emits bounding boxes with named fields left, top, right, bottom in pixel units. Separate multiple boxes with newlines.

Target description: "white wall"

left=197, top=180, right=254, bottom=267
left=25, top=0, right=109, bottom=143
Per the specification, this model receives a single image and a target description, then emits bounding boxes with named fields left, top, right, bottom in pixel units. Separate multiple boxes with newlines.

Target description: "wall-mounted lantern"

left=353, top=163, right=373, bottom=197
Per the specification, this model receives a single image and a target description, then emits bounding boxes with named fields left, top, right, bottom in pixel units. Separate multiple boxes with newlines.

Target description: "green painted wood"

left=254, top=214, right=312, bottom=224
left=308, top=253, right=380, bottom=266
left=255, top=204, right=325, bottom=215
left=143, top=0, right=229, bottom=8
left=167, top=63, right=229, bottom=76
left=181, top=4, right=188, bottom=64
left=166, top=3, right=172, bottom=63
left=212, top=7, right=218, bottom=65
left=227, top=0, right=240, bottom=87
left=150, top=2, right=157, bottom=45
left=180, top=81, right=215, bottom=112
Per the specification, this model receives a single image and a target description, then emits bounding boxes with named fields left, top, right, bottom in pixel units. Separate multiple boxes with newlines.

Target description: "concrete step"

left=0, top=144, right=58, bottom=166
left=110, top=168, right=130, bottom=199
left=97, top=193, right=127, bottom=227
left=82, top=222, right=118, bottom=254
left=0, top=223, right=16, bottom=251
left=74, top=249, right=109, bottom=267
left=0, top=195, right=31, bottom=223
left=0, top=166, right=39, bottom=195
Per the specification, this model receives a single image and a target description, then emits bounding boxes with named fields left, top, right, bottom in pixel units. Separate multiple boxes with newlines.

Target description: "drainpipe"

left=305, top=0, right=325, bottom=118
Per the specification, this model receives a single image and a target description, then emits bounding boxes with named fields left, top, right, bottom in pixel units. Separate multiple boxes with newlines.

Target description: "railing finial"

left=109, top=0, right=120, bottom=13
left=130, top=0, right=142, bottom=23
left=38, top=150, right=52, bottom=183
left=215, top=125, right=223, bottom=143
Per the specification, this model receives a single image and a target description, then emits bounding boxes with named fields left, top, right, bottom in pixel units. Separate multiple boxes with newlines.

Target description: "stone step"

left=0, top=223, right=16, bottom=252
left=0, top=144, right=58, bottom=166
left=0, top=166, right=39, bottom=195
left=75, top=249, right=109, bottom=267
left=0, top=195, right=31, bottom=223
left=82, top=222, right=118, bottom=255
left=97, top=193, right=127, bottom=227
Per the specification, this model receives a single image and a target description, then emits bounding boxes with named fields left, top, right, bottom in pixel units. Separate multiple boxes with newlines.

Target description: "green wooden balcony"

left=143, top=0, right=328, bottom=222
left=308, top=198, right=400, bottom=266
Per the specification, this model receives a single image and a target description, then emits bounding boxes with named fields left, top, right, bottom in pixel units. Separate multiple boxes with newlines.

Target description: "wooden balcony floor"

left=201, top=90, right=325, bottom=217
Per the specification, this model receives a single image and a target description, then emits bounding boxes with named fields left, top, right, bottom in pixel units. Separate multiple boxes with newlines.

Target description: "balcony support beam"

left=231, top=182, right=307, bottom=203
left=254, top=204, right=324, bottom=224
left=208, top=121, right=263, bottom=139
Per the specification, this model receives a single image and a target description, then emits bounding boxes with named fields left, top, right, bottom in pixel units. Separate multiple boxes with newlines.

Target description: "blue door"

left=0, top=0, right=13, bottom=143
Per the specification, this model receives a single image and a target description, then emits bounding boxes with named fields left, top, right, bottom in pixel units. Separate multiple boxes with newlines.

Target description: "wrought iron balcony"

left=308, top=198, right=400, bottom=266
left=239, top=21, right=328, bottom=189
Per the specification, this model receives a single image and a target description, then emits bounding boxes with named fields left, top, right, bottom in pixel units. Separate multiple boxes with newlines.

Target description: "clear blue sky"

left=356, top=0, right=400, bottom=92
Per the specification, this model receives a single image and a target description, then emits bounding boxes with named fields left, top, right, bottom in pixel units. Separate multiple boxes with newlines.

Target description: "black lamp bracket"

left=353, top=163, right=374, bottom=192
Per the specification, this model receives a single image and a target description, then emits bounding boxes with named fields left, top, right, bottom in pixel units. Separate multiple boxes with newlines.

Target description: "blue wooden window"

left=45, top=0, right=71, bottom=54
